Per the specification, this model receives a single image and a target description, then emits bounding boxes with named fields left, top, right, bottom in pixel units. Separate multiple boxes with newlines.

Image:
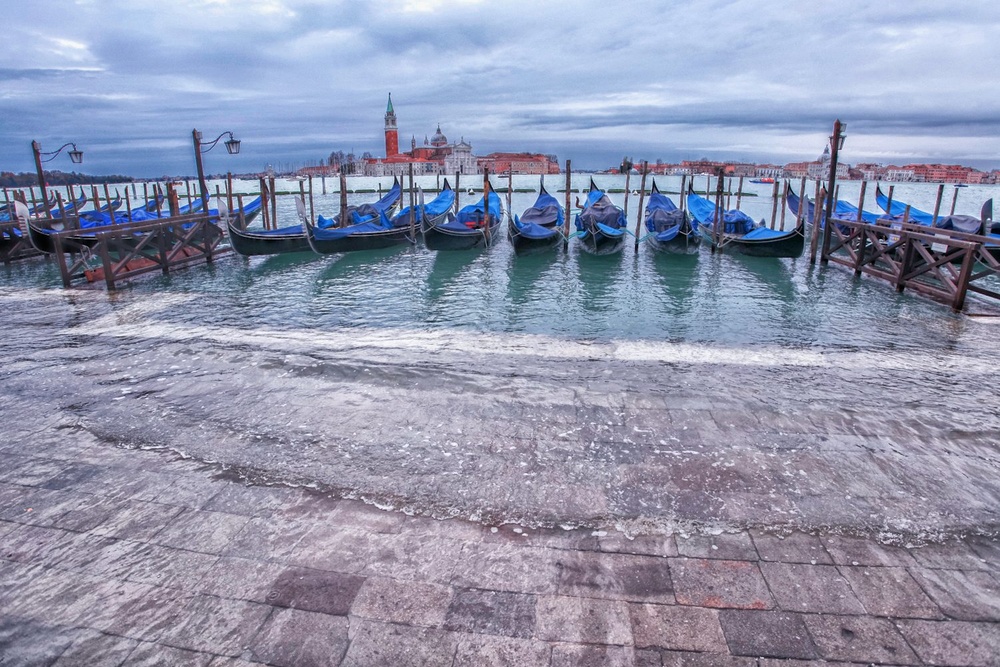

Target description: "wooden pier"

left=820, top=215, right=999, bottom=312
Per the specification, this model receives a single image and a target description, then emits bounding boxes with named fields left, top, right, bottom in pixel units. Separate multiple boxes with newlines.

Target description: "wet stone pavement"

left=2, top=440, right=1000, bottom=666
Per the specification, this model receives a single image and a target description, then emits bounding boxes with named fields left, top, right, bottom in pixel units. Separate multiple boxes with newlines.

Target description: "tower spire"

left=384, top=93, right=399, bottom=157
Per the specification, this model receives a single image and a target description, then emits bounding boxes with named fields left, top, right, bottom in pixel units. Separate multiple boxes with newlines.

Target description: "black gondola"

left=422, top=182, right=500, bottom=251
left=687, top=187, right=804, bottom=258
left=643, top=180, right=702, bottom=254
left=507, top=181, right=565, bottom=254
left=575, top=179, right=627, bottom=255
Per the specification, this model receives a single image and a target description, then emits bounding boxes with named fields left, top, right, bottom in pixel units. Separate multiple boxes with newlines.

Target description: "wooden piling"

left=227, top=173, right=234, bottom=216
left=735, top=176, right=744, bottom=210
left=482, top=168, right=492, bottom=245
left=712, top=171, right=724, bottom=252
left=932, top=183, right=944, bottom=225
left=124, top=189, right=133, bottom=223
left=856, top=180, right=868, bottom=223
left=679, top=175, right=687, bottom=215
left=308, top=175, right=315, bottom=223
left=950, top=186, right=959, bottom=215
left=623, top=164, right=631, bottom=220
left=564, top=159, right=571, bottom=248
left=885, top=185, right=895, bottom=216
left=454, top=172, right=461, bottom=214
left=633, top=161, right=648, bottom=252
left=808, top=180, right=823, bottom=264
left=506, top=169, right=513, bottom=224
left=269, top=176, right=277, bottom=228
left=407, top=164, right=416, bottom=236
left=339, top=172, right=348, bottom=227
left=768, top=180, right=779, bottom=230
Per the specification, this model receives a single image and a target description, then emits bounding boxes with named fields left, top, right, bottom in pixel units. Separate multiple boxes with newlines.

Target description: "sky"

left=2, top=0, right=999, bottom=178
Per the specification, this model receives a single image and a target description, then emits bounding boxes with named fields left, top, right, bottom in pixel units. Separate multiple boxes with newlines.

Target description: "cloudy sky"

left=3, top=0, right=999, bottom=177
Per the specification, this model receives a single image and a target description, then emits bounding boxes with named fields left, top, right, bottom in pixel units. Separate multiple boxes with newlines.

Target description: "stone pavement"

left=2, top=441, right=1000, bottom=666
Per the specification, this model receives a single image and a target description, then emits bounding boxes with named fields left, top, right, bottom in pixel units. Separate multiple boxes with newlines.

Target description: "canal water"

left=2, top=174, right=999, bottom=542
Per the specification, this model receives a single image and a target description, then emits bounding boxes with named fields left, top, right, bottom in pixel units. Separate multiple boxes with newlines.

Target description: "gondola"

left=643, top=180, right=701, bottom=254
left=574, top=179, right=627, bottom=255
left=306, top=180, right=445, bottom=255
left=687, top=187, right=804, bottom=258
left=1, top=195, right=59, bottom=222
left=507, top=181, right=565, bottom=254
left=787, top=188, right=882, bottom=224
left=232, top=180, right=401, bottom=256
left=422, top=182, right=500, bottom=251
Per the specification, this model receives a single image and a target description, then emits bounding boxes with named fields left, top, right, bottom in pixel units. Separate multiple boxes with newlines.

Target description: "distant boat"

left=574, top=179, right=627, bottom=255
left=687, top=187, right=804, bottom=258
left=507, top=181, right=564, bottom=254
left=750, top=178, right=775, bottom=184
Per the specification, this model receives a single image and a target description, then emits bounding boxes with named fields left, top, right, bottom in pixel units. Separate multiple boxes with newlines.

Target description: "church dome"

left=430, top=124, right=448, bottom=147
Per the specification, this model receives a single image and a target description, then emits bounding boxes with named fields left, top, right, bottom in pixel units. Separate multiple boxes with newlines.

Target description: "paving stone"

left=557, top=551, right=675, bottom=604
left=287, top=524, right=380, bottom=574
left=39, top=462, right=105, bottom=491
left=89, top=499, right=186, bottom=541
left=718, top=609, right=818, bottom=659
left=249, top=607, right=349, bottom=667
left=551, top=645, right=660, bottom=667
left=266, top=566, right=365, bottom=616
left=361, top=532, right=466, bottom=584
left=201, top=483, right=301, bottom=518
left=51, top=630, right=139, bottom=666
left=909, top=541, right=991, bottom=571
left=443, top=588, right=537, bottom=639
left=198, top=556, right=290, bottom=603
left=0, top=523, right=76, bottom=567
left=758, top=660, right=855, bottom=667
left=482, top=523, right=599, bottom=551
left=675, top=532, right=758, bottom=561
left=324, top=498, right=405, bottom=533
left=450, top=543, right=563, bottom=595
left=0, top=456, right=71, bottom=487
left=752, top=530, right=833, bottom=564
left=0, top=487, right=88, bottom=527
left=897, top=619, right=1000, bottom=666
left=669, top=557, right=774, bottom=610
left=0, top=615, right=84, bottom=666
left=839, top=565, right=943, bottom=619
left=597, top=532, right=678, bottom=557
left=759, top=562, right=865, bottom=614
left=908, top=567, right=1000, bottom=621
left=114, top=542, right=220, bottom=590
left=803, top=613, right=918, bottom=664
left=152, top=508, right=250, bottom=554
left=452, top=633, right=552, bottom=667
left=270, top=492, right=341, bottom=522
left=49, top=495, right=127, bottom=532
left=629, top=603, right=727, bottom=653
left=965, top=535, right=1000, bottom=568
left=662, top=652, right=756, bottom=667
left=535, top=594, right=631, bottom=645
left=350, top=577, right=453, bottom=628
left=121, top=642, right=216, bottom=666
left=222, top=516, right=315, bottom=563
left=821, top=534, right=917, bottom=567
left=158, top=594, right=272, bottom=656
left=87, top=583, right=194, bottom=642
left=341, top=619, right=460, bottom=667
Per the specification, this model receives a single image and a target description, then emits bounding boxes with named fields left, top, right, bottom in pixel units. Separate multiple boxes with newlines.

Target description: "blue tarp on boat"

left=686, top=190, right=758, bottom=234
left=433, top=191, right=500, bottom=232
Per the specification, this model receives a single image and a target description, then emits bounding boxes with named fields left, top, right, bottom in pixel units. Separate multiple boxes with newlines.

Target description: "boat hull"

left=307, top=224, right=413, bottom=254
left=577, top=228, right=625, bottom=255
left=715, top=222, right=805, bottom=258
left=507, top=218, right=562, bottom=255
left=228, top=221, right=310, bottom=256
left=423, top=215, right=501, bottom=251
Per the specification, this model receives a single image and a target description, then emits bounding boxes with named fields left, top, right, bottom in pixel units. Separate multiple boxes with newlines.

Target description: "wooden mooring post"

left=563, top=160, right=571, bottom=249
left=633, top=161, right=648, bottom=252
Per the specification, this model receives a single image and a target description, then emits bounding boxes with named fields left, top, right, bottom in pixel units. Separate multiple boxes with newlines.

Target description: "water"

left=3, top=175, right=1000, bottom=542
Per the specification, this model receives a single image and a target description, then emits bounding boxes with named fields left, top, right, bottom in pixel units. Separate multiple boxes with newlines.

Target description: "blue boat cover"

left=513, top=217, right=561, bottom=240
left=933, top=215, right=982, bottom=234
left=319, top=181, right=402, bottom=229
left=391, top=186, right=456, bottom=227
left=686, top=190, right=758, bottom=234
left=575, top=186, right=625, bottom=232
left=255, top=224, right=304, bottom=236
left=519, top=189, right=564, bottom=228
left=875, top=187, right=934, bottom=225
left=433, top=191, right=500, bottom=232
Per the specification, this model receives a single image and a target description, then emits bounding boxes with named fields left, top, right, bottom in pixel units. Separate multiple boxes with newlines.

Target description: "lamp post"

left=31, top=141, right=83, bottom=206
left=820, top=119, right=847, bottom=264
left=192, top=129, right=240, bottom=214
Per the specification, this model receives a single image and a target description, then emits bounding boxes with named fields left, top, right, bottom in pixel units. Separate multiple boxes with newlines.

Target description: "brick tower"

left=384, top=93, right=399, bottom=157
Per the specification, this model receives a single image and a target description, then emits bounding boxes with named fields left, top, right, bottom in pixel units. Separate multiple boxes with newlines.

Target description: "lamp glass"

left=225, top=138, right=241, bottom=155
left=69, top=149, right=83, bottom=164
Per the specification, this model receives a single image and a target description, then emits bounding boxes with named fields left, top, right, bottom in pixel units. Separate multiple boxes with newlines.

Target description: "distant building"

left=361, top=95, right=558, bottom=177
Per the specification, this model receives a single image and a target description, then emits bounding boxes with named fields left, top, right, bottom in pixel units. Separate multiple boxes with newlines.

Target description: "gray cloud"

left=2, top=0, right=999, bottom=177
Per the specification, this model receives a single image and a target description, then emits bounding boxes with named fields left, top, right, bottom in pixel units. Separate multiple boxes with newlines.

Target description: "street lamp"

left=820, top=119, right=847, bottom=264
left=31, top=140, right=83, bottom=206
left=192, top=129, right=241, bottom=214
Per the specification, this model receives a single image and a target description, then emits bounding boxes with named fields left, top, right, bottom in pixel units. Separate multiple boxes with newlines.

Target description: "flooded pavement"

left=2, top=241, right=999, bottom=543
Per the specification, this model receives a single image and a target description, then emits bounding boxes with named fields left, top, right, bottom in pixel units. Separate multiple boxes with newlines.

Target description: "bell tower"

left=384, top=93, right=399, bottom=157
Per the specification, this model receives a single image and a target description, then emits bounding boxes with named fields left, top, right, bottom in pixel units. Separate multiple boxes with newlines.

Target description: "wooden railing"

left=821, top=217, right=999, bottom=311
left=43, top=211, right=235, bottom=289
